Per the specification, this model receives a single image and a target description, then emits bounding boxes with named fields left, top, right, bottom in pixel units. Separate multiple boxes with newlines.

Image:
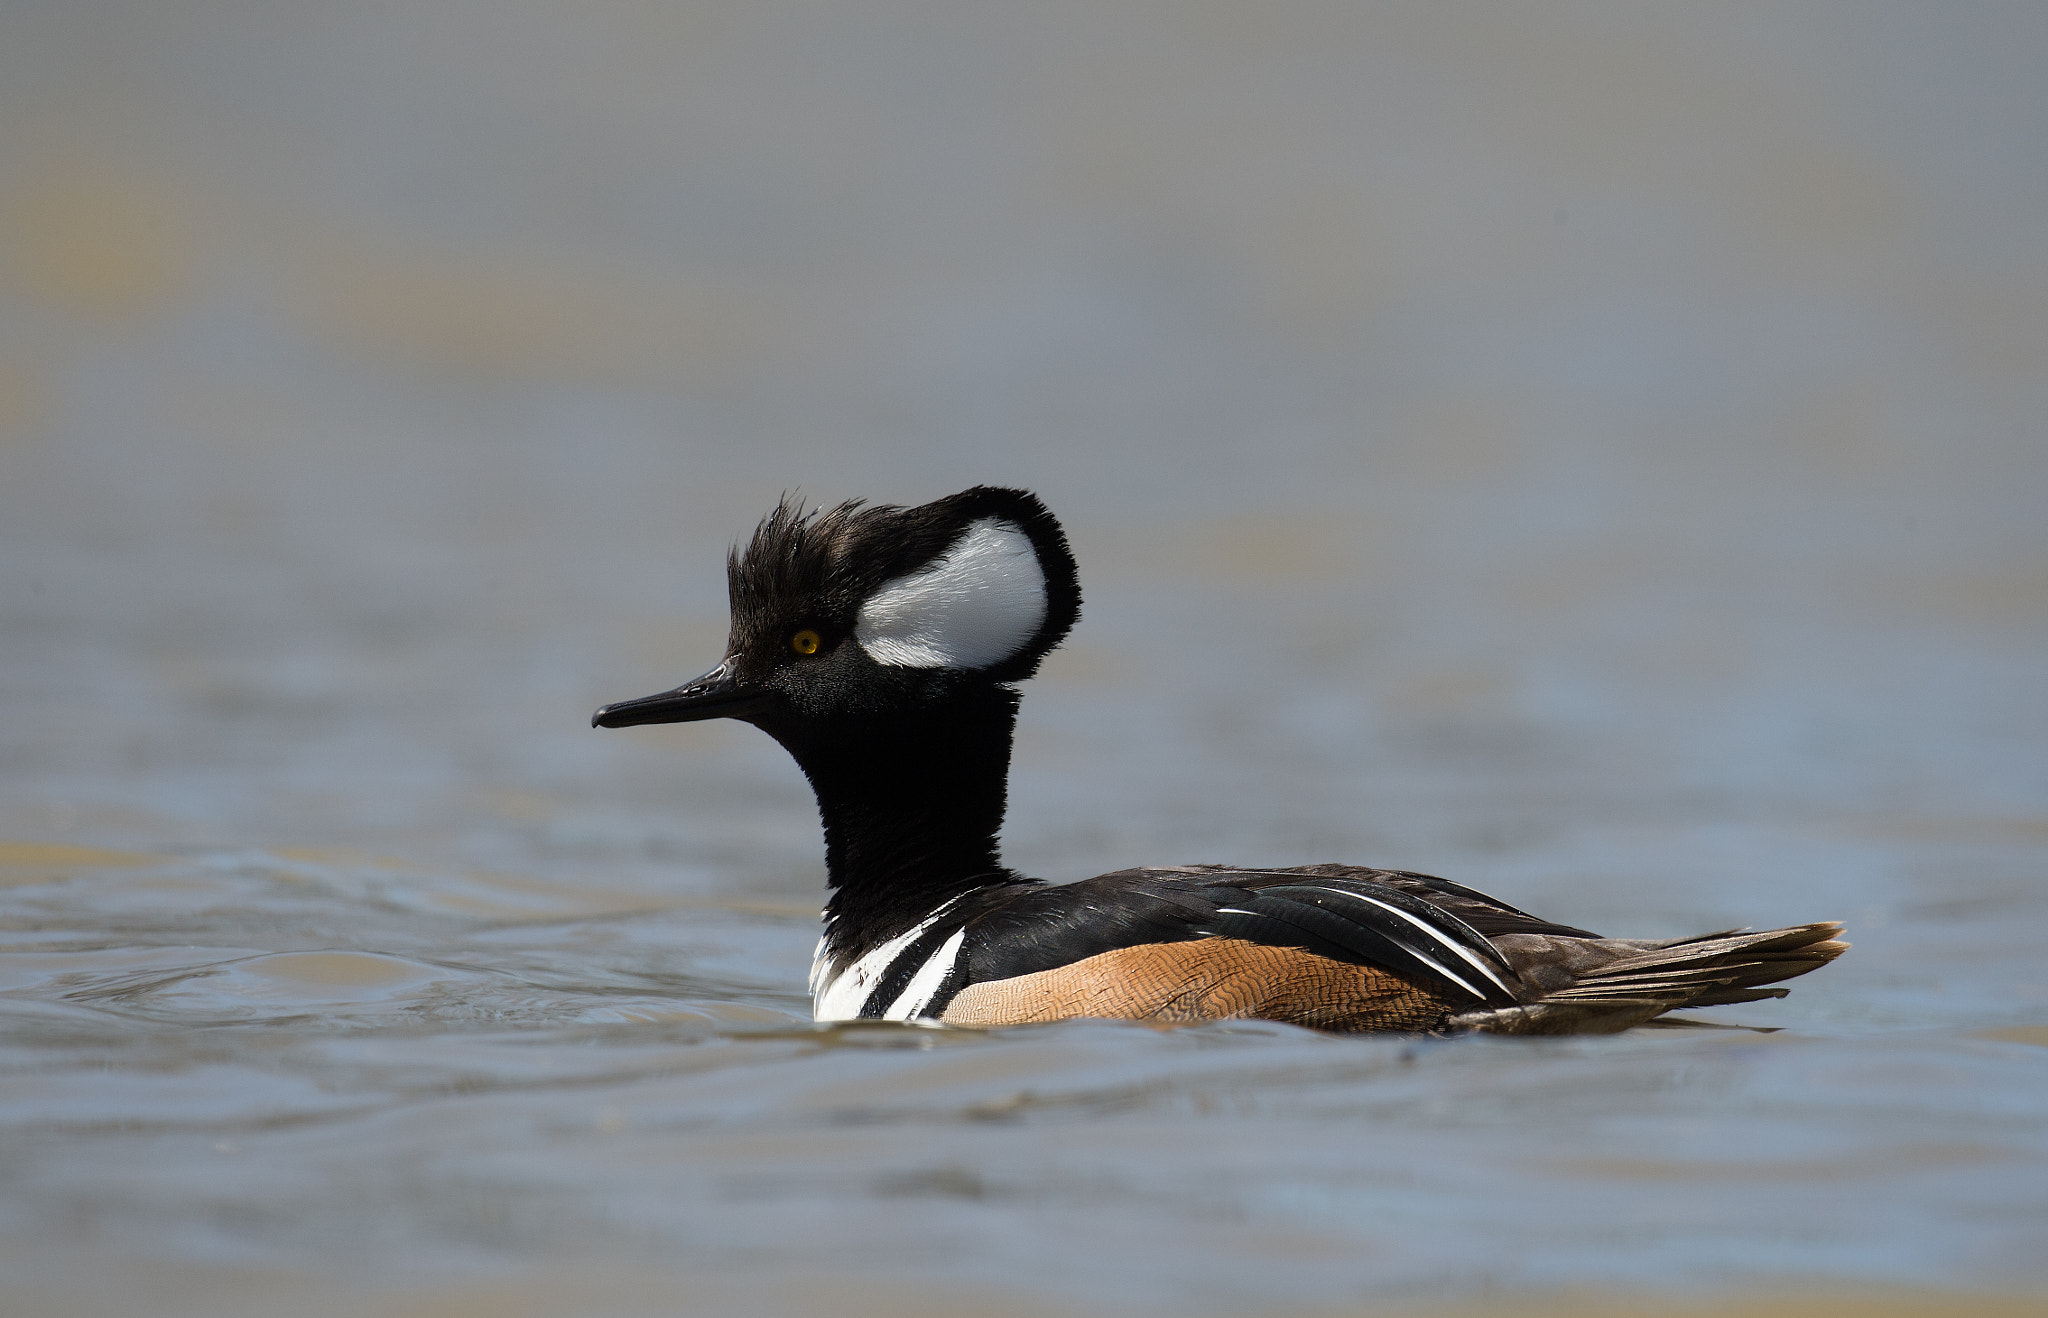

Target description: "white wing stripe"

left=1307, top=886, right=1518, bottom=997
left=1374, top=944, right=1487, bottom=1000
left=1217, top=903, right=1488, bottom=1000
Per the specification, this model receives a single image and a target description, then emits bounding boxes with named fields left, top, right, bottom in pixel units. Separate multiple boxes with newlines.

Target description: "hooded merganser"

left=593, top=487, right=1846, bottom=1034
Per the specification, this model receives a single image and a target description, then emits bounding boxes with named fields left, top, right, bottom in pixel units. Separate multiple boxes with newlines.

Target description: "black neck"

left=775, top=681, right=1024, bottom=952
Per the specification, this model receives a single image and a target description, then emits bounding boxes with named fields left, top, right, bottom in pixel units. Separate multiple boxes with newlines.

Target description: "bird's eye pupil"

left=791, top=629, right=821, bottom=656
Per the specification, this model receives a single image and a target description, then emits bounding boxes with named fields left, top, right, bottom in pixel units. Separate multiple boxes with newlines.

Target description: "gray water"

left=3, top=5, right=2046, bottom=1314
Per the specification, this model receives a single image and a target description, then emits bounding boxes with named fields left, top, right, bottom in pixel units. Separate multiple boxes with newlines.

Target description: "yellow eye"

left=790, top=629, right=822, bottom=656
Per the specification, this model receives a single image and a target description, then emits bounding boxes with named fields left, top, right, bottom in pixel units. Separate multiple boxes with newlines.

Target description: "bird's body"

left=595, top=487, right=1845, bottom=1035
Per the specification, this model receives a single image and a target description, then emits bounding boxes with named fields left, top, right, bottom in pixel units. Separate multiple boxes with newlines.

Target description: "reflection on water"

left=3, top=2, right=2047, bottom=1314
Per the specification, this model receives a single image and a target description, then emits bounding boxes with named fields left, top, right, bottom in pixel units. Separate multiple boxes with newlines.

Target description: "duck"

left=593, top=486, right=1846, bottom=1034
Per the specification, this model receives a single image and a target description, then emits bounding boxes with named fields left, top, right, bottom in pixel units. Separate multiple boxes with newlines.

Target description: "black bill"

left=591, top=659, right=769, bottom=728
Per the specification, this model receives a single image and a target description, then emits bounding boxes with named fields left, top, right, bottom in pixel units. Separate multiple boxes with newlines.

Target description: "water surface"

left=3, top=4, right=2045, bottom=1313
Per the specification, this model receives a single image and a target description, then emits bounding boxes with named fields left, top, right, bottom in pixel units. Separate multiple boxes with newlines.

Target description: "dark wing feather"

left=953, top=876, right=1213, bottom=986
left=942, top=868, right=1526, bottom=1015
left=1192, top=898, right=1401, bottom=969
left=1146, top=863, right=1599, bottom=938
left=1196, top=888, right=1516, bottom=1008
left=1376, top=870, right=1601, bottom=938
left=1241, top=878, right=1518, bottom=974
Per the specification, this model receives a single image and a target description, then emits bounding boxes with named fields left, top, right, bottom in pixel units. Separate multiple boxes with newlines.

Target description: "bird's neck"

left=782, top=685, right=1023, bottom=952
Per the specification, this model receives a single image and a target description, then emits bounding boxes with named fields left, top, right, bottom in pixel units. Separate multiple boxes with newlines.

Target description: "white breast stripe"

left=814, top=920, right=927, bottom=1021
left=808, top=933, right=830, bottom=998
left=1307, top=886, right=1519, bottom=998
left=812, top=895, right=969, bottom=1022
left=880, top=928, right=967, bottom=1021
left=856, top=518, right=1048, bottom=669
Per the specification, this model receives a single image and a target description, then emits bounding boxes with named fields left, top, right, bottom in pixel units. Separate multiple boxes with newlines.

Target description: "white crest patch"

left=855, top=518, right=1048, bottom=669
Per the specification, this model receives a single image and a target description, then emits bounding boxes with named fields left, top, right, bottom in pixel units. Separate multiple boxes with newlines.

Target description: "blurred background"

left=2, top=4, right=2044, bottom=1316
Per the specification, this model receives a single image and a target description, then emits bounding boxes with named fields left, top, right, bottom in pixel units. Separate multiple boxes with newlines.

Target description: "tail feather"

left=1552, top=964, right=1752, bottom=991
left=1461, top=921, right=1846, bottom=1034
left=1613, top=921, right=1845, bottom=966
left=1688, top=985, right=1792, bottom=1007
left=1576, top=921, right=1846, bottom=1003
left=1448, top=998, right=1678, bottom=1036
